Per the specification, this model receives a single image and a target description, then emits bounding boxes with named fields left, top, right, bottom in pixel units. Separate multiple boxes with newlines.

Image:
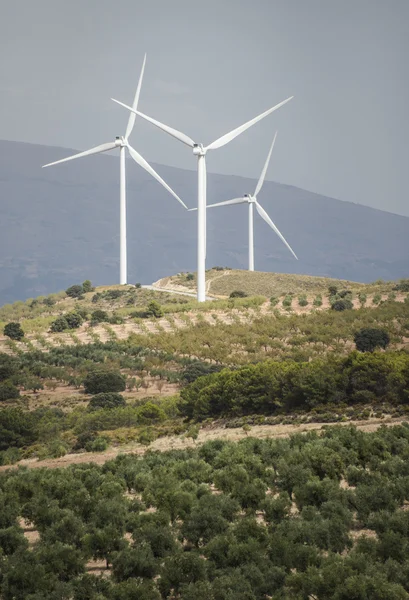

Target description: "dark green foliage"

left=83, top=370, right=126, bottom=394
left=65, top=312, right=83, bottom=329
left=338, top=289, right=352, bottom=298
left=186, top=273, right=195, bottom=281
left=50, top=316, right=69, bottom=332
left=0, top=381, right=20, bottom=401
left=0, top=408, right=36, bottom=450
left=1, top=425, right=409, bottom=597
left=354, top=327, right=391, bottom=352
left=328, top=285, right=338, bottom=296
left=105, top=289, right=126, bottom=300
left=332, top=299, right=353, bottom=311
left=65, top=284, right=84, bottom=299
left=180, top=351, right=409, bottom=420
left=82, top=280, right=94, bottom=293
left=145, top=301, right=164, bottom=319
left=88, top=393, right=126, bottom=411
left=42, top=296, right=56, bottom=307
left=0, top=354, right=19, bottom=382
left=182, top=361, right=224, bottom=384
left=90, top=309, right=109, bottom=324
left=4, top=322, right=24, bottom=341
left=50, top=312, right=82, bottom=332
left=230, top=290, right=248, bottom=298
left=393, top=279, right=409, bottom=292
left=135, top=282, right=142, bottom=288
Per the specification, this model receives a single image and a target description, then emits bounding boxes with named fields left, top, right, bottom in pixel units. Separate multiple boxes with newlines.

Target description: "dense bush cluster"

left=0, top=425, right=409, bottom=598
left=180, top=351, right=409, bottom=420
left=3, top=322, right=24, bottom=341
left=66, top=280, right=95, bottom=299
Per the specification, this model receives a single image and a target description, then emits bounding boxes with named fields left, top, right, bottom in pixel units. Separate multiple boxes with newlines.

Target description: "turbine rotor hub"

left=115, top=136, right=125, bottom=147
left=193, top=143, right=206, bottom=156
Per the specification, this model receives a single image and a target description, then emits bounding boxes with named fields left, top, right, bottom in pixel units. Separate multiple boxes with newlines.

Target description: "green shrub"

left=65, top=312, right=83, bottom=329
left=50, top=316, right=68, bottom=332
left=135, top=283, right=142, bottom=289
left=4, top=322, right=24, bottom=341
left=270, top=296, right=279, bottom=307
left=229, top=290, right=248, bottom=298
left=89, top=436, right=109, bottom=452
left=42, top=296, right=56, bottom=307
left=372, top=293, right=382, bottom=305
left=282, top=295, right=292, bottom=308
left=182, top=362, right=224, bottom=384
left=328, top=285, right=338, bottom=297
left=186, top=273, right=194, bottom=281
left=91, top=310, right=109, bottom=324
left=313, top=295, right=323, bottom=307
left=82, top=280, right=94, bottom=293
left=354, top=328, right=390, bottom=352
left=145, top=301, right=164, bottom=319
left=393, top=279, right=409, bottom=292
left=65, top=284, right=84, bottom=299
left=331, top=299, right=353, bottom=311
left=298, top=294, right=308, bottom=307
left=88, top=392, right=126, bottom=410
left=0, top=381, right=20, bottom=401
left=0, top=355, right=19, bottom=382
left=0, top=408, right=36, bottom=450
left=83, top=371, right=126, bottom=395
left=358, top=292, right=367, bottom=306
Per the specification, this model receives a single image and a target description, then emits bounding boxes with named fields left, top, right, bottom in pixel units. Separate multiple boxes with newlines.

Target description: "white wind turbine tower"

left=42, top=54, right=186, bottom=285
left=111, top=95, right=293, bottom=301
left=191, top=132, right=298, bottom=271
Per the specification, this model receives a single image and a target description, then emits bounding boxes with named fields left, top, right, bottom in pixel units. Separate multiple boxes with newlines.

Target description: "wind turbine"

left=111, top=94, right=294, bottom=301
left=42, top=54, right=187, bottom=285
left=190, top=132, right=298, bottom=271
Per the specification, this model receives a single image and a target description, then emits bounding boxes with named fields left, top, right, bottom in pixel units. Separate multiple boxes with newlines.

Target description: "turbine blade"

left=126, top=143, right=187, bottom=209
left=254, top=132, right=277, bottom=197
left=42, top=142, right=117, bottom=168
left=125, top=53, right=147, bottom=140
left=205, top=97, right=293, bottom=151
left=188, top=198, right=247, bottom=211
left=255, top=201, right=298, bottom=260
left=112, top=99, right=195, bottom=147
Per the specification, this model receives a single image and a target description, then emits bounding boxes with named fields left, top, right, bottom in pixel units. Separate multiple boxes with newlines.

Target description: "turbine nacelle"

left=115, top=136, right=125, bottom=147
left=244, top=194, right=256, bottom=203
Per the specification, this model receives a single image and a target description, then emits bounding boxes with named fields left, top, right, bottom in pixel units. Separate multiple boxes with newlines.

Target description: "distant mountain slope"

left=0, top=139, right=408, bottom=304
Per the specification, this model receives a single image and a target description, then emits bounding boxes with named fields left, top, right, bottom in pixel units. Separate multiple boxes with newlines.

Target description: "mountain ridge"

left=0, top=139, right=408, bottom=304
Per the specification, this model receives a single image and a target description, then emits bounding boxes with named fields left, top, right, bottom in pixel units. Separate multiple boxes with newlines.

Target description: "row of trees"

left=180, top=350, right=409, bottom=420
left=1, top=424, right=409, bottom=598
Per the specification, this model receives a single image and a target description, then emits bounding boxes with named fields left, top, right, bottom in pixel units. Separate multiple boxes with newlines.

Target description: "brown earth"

left=1, top=416, right=403, bottom=473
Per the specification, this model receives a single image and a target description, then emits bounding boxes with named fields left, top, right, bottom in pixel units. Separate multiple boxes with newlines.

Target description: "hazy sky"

left=1, top=0, right=408, bottom=215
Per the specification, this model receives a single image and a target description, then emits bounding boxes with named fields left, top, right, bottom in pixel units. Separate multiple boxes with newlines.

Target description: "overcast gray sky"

left=1, top=0, right=408, bottom=215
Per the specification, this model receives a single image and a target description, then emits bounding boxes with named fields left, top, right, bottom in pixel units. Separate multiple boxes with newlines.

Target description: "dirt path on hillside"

left=1, top=417, right=404, bottom=472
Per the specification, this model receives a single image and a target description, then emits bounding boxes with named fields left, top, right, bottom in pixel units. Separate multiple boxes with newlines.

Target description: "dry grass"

left=158, top=268, right=397, bottom=299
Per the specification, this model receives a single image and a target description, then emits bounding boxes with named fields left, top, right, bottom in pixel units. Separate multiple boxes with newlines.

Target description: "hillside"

left=154, top=268, right=388, bottom=298
left=1, top=275, right=409, bottom=598
left=1, top=139, right=409, bottom=304
left=0, top=273, right=408, bottom=424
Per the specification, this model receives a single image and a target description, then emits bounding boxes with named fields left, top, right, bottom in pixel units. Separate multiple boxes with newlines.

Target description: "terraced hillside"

left=0, top=273, right=408, bottom=469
